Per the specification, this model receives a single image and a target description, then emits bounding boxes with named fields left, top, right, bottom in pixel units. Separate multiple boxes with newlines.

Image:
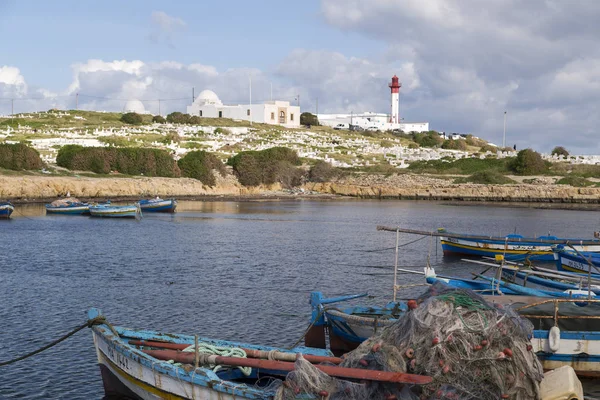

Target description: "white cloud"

left=149, top=11, right=187, bottom=47
left=0, top=66, right=27, bottom=97
left=318, top=0, right=600, bottom=153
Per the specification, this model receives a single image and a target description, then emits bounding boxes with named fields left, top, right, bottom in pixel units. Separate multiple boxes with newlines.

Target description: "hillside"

left=0, top=109, right=499, bottom=171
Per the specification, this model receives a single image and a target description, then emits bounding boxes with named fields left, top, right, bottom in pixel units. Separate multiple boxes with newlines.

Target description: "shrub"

left=441, top=139, right=468, bottom=151
left=465, top=135, right=487, bottom=147
left=413, top=132, right=443, bottom=148
left=188, top=116, right=202, bottom=124
left=510, top=149, right=548, bottom=175
left=177, top=151, right=226, bottom=186
left=164, top=132, right=181, bottom=144
left=454, top=171, right=516, bottom=185
left=309, top=160, right=339, bottom=182
left=556, top=176, right=594, bottom=187
left=480, top=144, right=498, bottom=153
left=214, top=127, right=231, bottom=135
left=0, top=143, right=44, bottom=170
left=227, top=147, right=303, bottom=187
left=408, top=157, right=511, bottom=175
left=380, top=140, right=394, bottom=148
left=56, top=146, right=180, bottom=177
left=121, top=112, right=143, bottom=125
left=551, top=146, right=569, bottom=157
left=152, top=115, right=166, bottom=123
left=300, top=112, right=319, bottom=126
left=166, top=112, right=191, bottom=124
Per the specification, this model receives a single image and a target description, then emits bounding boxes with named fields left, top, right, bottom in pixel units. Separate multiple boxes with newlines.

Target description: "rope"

left=355, top=235, right=428, bottom=253
left=181, top=343, right=252, bottom=376
left=436, top=293, right=491, bottom=331
left=0, top=316, right=111, bottom=367
left=288, top=307, right=325, bottom=350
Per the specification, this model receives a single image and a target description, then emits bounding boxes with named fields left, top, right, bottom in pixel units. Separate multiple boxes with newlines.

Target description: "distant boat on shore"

left=0, top=201, right=14, bottom=219
left=137, top=197, right=177, bottom=213
left=45, top=197, right=91, bottom=215
left=89, top=204, right=141, bottom=218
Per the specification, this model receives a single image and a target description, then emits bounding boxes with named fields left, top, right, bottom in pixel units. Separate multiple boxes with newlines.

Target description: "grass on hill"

left=454, top=170, right=517, bottom=185
left=407, top=157, right=513, bottom=175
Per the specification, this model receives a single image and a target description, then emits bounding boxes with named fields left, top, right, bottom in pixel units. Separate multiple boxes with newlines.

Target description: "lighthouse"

left=388, top=75, right=401, bottom=123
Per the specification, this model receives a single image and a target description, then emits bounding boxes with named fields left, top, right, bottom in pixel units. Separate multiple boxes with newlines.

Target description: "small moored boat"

left=306, top=288, right=600, bottom=377
left=553, top=245, right=600, bottom=276
left=137, top=197, right=177, bottom=213
left=88, top=308, right=431, bottom=399
left=89, top=204, right=141, bottom=218
left=376, top=225, right=600, bottom=261
left=0, top=201, right=14, bottom=219
left=45, top=197, right=90, bottom=215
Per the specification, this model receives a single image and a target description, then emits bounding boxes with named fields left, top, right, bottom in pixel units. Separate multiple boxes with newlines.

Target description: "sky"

left=1, top=0, right=599, bottom=153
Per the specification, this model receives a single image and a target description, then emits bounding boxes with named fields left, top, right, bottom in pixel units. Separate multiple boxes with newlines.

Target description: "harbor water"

left=1, top=199, right=599, bottom=399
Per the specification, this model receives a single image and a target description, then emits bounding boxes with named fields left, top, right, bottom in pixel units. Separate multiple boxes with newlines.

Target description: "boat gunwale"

left=377, top=225, right=600, bottom=246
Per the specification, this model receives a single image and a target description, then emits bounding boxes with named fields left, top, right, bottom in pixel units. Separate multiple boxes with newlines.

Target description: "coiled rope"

left=181, top=343, right=252, bottom=376
left=0, top=316, right=115, bottom=367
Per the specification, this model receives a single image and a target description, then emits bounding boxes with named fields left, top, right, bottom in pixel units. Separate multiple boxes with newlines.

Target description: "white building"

left=123, top=100, right=149, bottom=114
left=317, top=74, right=430, bottom=133
left=187, top=90, right=300, bottom=128
left=317, top=112, right=429, bottom=133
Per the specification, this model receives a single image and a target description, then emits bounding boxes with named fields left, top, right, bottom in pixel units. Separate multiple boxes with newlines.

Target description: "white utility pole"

left=502, top=111, right=507, bottom=148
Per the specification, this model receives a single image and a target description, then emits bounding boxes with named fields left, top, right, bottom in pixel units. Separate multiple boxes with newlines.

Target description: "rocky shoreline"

left=2, top=173, right=600, bottom=207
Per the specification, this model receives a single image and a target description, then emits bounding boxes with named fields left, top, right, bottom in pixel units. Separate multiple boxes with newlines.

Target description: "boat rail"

left=515, top=298, right=600, bottom=321
left=376, top=225, right=600, bottom=245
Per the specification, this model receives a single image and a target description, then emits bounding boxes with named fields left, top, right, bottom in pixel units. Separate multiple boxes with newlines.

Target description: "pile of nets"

left=277, top=283, right=544, bottom=399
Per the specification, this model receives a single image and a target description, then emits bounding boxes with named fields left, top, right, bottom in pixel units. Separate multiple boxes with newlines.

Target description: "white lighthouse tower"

left=388, top=75, right=401, bottom=123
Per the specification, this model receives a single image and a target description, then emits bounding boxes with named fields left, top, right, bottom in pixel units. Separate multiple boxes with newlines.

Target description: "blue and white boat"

left=88, top=308, right=430, bottom=399
left=376, top=226, right=600, bottom=261
left=89, top=204, right=141, bottom=218
left=0, top=201, right=14, bottom=219
left=45, top=197, right=90, bottom=215
left=137, top=197, right=177, bottom=213
left=554, top=246, right=600, bottom=276
left=306, top=289, right=600, bottom=377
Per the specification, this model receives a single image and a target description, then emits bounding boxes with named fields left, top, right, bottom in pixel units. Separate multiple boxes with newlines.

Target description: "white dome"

left=123, top=100, right=146, bottom=114
left=195, top=90, right=222, bottom=106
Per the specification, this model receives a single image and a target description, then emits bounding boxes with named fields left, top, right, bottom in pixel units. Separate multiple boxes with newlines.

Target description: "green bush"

left=551, top=146, right=569, bottom=157
left=166, top=112, right=191, bottom=124
left=121, top=112, right=143, bottom=125
left=227, top=147, right=303, bottom=187
left=510, top=149, right=549, bottom=175
left=152, top=115, right=166, bottom=123
left=408, top=157, right=511, bottom=175
left=177, top=151, right=226, bottom=186
left=0, top=143, right=44, bottom=170
left=309, top=160, right=339, bottom=182
left=480, top=144, right=498, bottom=153
left=413, top=131, right=443, bottom=148
left=556, top=176, right=594, bottom=187
left=56, top=145, right=180, bottom=177
left=300, top=112, right=319, bottom=126
left=454, top=171, right=516, bottom=185
left=442, top=139, right=468, bottom=150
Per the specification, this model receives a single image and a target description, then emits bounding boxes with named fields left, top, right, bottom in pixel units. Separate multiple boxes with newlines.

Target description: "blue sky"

left=0, top=1, right=383, bottom=91
left=2, top=0, right=600, bottom=154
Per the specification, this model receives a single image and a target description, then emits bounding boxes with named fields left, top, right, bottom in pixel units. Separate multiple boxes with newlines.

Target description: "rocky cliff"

left=304, top=174, right=600, bottom=203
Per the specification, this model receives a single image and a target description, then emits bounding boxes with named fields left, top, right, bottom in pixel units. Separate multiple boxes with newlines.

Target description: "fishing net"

left=277, top=283, right=544, bottom=399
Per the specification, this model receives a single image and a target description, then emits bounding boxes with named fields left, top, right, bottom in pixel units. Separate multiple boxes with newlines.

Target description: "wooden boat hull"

left=89, top=205, right=140, bottom=218
left=138, top=199, right=177, bottom=213
left=554, top=249, right=600, bottom=276
left=89, top=308, right=335, bottom=400
left=0, top=203, right=14, bottom=219
left=440, top=234, right=600, bottom=261
left=308, top=291, right=600, bottom=377
left=45, top=205, right=90, bottom=215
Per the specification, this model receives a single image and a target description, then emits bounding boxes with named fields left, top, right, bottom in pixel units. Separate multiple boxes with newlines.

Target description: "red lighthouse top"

left=388, top=75, right=401, bottom=93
